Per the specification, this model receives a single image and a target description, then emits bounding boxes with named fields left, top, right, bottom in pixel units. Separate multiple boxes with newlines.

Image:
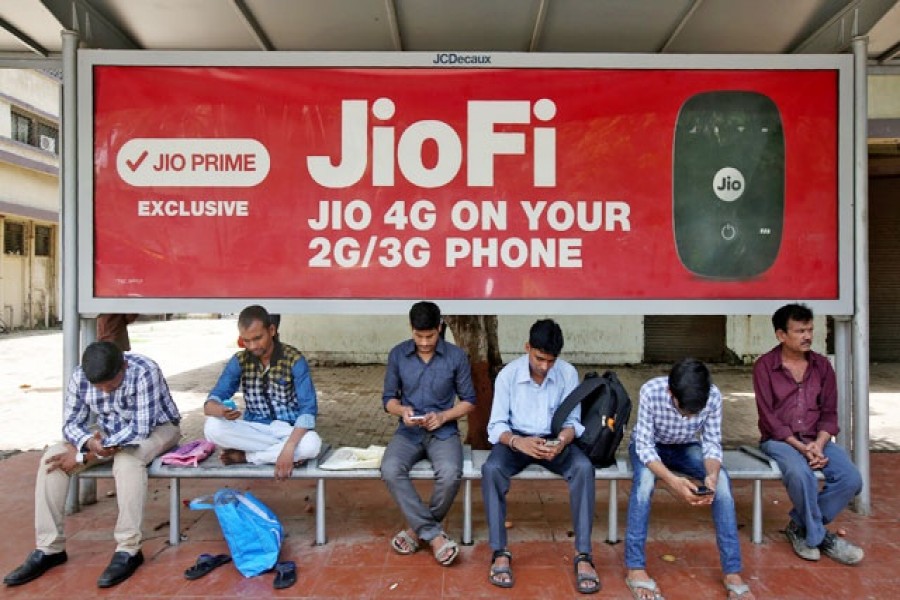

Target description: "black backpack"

left=550, top=370, right=632, bottom=468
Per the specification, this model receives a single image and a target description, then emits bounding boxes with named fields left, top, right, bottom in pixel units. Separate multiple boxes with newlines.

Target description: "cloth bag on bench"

left=189, top=488, right=283, bottom=577
left=318, top=445, right=386, bottom=470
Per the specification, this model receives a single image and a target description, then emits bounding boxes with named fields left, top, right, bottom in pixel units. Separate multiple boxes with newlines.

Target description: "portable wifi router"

left=673, top=91, right=784, bottom=279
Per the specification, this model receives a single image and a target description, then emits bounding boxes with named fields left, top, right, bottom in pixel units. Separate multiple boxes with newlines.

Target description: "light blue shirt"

left=487, top=354, right=582, bottom=444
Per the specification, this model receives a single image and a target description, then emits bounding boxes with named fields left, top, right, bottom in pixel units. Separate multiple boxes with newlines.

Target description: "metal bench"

left=76, top=444, right=469, bottom=547
left=76, top=443, right=814, bottom=548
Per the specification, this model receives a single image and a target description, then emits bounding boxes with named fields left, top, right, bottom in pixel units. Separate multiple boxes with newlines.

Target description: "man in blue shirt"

left=381, top=301, right=476, bottom=566
left=204, top=305, right=322, bottom=480
left=3, top=341, right=181, bottom=589
left=482, top=319, right=600, bottom=594
left=624, top=358, right=753, bottom=600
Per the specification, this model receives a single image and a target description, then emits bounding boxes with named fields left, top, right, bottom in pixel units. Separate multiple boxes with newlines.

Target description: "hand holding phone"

left=544, top=439, right=561, bottom=447
left=408, top=415, right=425, bottom=422
left=693, top=485, right=714, bottom=496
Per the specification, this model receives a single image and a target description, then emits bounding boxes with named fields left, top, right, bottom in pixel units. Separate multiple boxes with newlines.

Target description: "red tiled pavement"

left=1, top=450, right=898, bottom=599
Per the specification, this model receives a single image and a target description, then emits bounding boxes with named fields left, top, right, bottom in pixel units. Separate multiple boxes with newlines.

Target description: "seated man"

left=482, top=319, right=600, bottom=594
left=204, top=305, right=322, bottom=480
left=753, top=303, right=863, bottom=565
left=625, top=358, right=753, bottom=600
left=3, top=342, right=181, bottom=589
left=380, top=301, right=476, bottom=566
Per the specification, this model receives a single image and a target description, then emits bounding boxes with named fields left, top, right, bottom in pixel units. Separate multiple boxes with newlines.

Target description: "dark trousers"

left=481, top=441, right=595, bottom=554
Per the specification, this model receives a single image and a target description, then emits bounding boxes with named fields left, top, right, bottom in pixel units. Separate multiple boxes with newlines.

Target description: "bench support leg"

left=65, top=476, right=80, bottom=515
left=607, top=480, right=618, bottom=543
left=315, top=478, right=327, bottom=546
left=169, top=478, right=181, bottom=546
left=462, top=480, right=473, bottom=545
left=752, top=480, right=763, bottom=544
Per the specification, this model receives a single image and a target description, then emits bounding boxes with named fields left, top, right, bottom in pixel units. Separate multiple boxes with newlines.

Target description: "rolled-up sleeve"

left=487, top=368, right=513, bottom=444
left=292, top=356, right=317, bottom=430
left=208, top=356, right=242, bottom=404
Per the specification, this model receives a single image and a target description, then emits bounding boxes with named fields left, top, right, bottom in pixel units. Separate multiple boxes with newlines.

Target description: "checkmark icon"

left=125, top=150, right=149, bottom=172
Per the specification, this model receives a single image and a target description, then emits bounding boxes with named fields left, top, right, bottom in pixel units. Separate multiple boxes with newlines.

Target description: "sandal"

left=574, top=553, right=601, bottom=594
left=488, top=549, right=514, bottom=588
left=390, top=530, right=419, bottom=555
left=273, top=561, right=297, bottom=590
left=432, top=533, right=459, bottom=566
left=184, top=553, right=231, bottom=580
left=625, top=577, right=665, bottom=600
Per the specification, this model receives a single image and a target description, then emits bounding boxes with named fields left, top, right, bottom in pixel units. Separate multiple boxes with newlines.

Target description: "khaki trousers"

left=34, top=422, right=181, bottom=554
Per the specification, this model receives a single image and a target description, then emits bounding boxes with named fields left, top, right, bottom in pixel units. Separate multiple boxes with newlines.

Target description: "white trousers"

left=35, top=422, right=181, bottom=554
left=204, top=418, right=322, bottom=465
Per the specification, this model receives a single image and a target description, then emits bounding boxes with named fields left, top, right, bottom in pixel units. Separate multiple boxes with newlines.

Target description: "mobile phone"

left=222, top=399, right=237, bottom=410
left=409, top=415, right=425, bottom=421
left=544, top=439, right=561, bottom=447
left=693, top=486, right=714, bottom=496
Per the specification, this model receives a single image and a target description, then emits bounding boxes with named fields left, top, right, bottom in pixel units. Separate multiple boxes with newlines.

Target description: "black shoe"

left=97, top=550, right=144, bottom=588
left=3, top=550, right=68, bottom=586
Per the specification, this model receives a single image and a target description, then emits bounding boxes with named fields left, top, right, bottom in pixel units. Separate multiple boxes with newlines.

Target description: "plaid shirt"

left=62, top=353, right=181, bottom=451
left=208, top=341, right=317, bottom=429
left=632, top=375, right=724, bottom=465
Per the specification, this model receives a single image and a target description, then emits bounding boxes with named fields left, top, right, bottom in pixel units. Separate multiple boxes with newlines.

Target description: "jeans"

left=625, top=441, right=742, bottom=574
left=481, top=442, right=595, bottom=554
left=380, top=432, right=463, bottom=542
left=760, top=439, right=862, bottom=547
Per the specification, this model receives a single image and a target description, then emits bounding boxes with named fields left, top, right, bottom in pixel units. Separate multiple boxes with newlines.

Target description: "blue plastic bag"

left=189, top=488, right=283, bottom=577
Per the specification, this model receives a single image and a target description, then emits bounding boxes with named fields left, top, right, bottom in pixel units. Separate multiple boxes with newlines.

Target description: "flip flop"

left=574, top=553, right=601, bottom=594
left=273, top=561, right=297, bottom=589
left=390, top=530, right=420, bottom=555
left=488, top=549, right=514, bottom=588
left=625, top=577, right=665, bottom=600
left=184, top=553, right=231, bottom=580
left=724, top=580, right=752, bottom=599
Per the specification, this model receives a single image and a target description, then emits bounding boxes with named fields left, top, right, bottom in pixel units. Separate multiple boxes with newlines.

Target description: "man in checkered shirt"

left=623, top=358, right=753, bottom=600
left=204, top=305, right=322, bottom=480
left=4, top=341, right=181, bottom=589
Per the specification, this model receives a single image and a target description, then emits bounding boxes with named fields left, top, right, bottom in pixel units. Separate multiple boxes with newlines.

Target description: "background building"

left=0, top=68, right=59, bottom=330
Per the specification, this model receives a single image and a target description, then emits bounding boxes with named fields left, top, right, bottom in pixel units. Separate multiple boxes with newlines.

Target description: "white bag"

left=318, top=445, right=386, bottom=470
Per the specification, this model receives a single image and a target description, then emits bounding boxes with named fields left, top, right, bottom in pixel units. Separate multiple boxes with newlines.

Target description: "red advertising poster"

left=91, top=65, right=840, bottom=301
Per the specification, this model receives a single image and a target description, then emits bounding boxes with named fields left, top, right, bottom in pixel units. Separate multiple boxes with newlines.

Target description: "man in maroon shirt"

left=753, top=303, right=863, bottom=565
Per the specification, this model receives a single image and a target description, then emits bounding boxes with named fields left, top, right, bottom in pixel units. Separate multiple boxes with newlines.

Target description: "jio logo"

left=713, top=167, right=745, bottom=202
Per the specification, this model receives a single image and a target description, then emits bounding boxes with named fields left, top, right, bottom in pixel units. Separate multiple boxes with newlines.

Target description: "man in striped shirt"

left=624, top=358, right=753, bottom=600
left=3, top=341, right=181, bottom=589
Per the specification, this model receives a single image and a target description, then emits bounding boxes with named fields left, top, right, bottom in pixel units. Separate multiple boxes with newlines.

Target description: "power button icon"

left=721, top=223, right=737, bottom=241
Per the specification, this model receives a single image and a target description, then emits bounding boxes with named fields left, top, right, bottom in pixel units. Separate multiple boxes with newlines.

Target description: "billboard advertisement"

left=79, top=53, right=853, bottom=314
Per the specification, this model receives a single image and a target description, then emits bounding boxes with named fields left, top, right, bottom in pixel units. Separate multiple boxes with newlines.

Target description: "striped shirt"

left=632, top=375, right=723, bottom=465
left=62, top=353, right=181, bottom=451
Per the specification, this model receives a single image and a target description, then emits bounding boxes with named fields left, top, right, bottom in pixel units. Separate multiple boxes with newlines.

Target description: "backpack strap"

left=550, top=372, right=604, bottom=437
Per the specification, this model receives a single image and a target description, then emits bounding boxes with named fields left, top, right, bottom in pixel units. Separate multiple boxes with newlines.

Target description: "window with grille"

left=11, top=111, right=32, bottom=145
left=10, top=110, right=59, bottom=154
left=3, top=221, right=25, bottom=255
left=34, top=225, right=52, bottom=256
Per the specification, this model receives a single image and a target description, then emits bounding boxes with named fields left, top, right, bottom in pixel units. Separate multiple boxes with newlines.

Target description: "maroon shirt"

left=752, top=346, right=839, bottom=443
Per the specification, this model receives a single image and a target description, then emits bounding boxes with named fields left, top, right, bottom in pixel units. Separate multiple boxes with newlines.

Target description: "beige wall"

left=869, top=75, right=900, bottom=119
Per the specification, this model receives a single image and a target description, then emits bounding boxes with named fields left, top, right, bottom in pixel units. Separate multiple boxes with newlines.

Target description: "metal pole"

left=61, top=29, right=81, bottom=516
left=851, top=35, right=871, bottom=515
left=833, top=316, right=852, bottom=450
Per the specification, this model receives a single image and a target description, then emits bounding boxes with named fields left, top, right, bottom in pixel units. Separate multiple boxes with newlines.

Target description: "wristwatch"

left=75, top=452, right=86, bottom=464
